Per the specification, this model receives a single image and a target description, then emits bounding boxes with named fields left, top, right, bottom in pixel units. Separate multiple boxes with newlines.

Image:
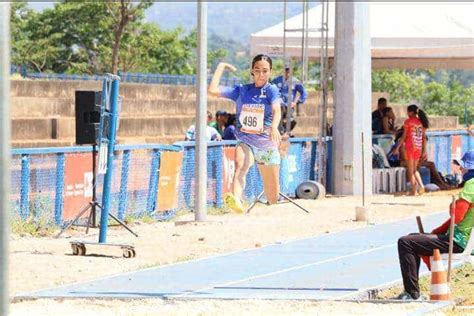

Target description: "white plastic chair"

left=441, top=228, right=474, bottom=265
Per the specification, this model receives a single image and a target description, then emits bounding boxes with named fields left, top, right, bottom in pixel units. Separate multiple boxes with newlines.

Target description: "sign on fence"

left=157, top=151, right=183, bottom=211
left=451, top=135, right=462, bottom=173
left=98, top=144, right=108, bottom=174
left=63, top=153, right=92, bottom=221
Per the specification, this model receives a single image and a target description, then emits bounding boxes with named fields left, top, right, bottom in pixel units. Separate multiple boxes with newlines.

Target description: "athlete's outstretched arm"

left=208, top=62, right=237, bottom=97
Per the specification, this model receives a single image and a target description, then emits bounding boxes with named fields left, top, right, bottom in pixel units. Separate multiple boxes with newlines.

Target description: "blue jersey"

left=271, top=75, right=307, bottom=106
left=223, top=125, right=236, bottom=140
left=220, top=83, right=280, bottom=149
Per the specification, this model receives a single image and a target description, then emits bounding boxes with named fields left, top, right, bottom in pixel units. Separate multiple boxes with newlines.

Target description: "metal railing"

left=9, top=130, right=474, bottom=226
left=10, top=65, right=242, bottom=86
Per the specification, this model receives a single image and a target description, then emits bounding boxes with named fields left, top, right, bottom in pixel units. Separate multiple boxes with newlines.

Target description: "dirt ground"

left=8, top=191, right=462, bottom=315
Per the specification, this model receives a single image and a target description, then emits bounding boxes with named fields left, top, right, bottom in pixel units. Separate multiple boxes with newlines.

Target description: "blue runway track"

left=18, top=212, right=449, bottom=300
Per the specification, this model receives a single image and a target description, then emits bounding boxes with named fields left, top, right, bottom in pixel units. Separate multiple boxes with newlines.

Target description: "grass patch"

left=10, top=215, right=57, bottom=237
left=207, top=206, right=230, bottom=215
left=123, top=213, right=156, bottom=225
left=10, top=196, right=58, bottom=237
left=378, top=264, right=474, bottom=311
left=173, top=206, right=231, bottom=217
left=175, top=209, right=192, bottom=217
left=446, top=264, right=474, bottom=306
left=176, top=255, right=197, bottom=262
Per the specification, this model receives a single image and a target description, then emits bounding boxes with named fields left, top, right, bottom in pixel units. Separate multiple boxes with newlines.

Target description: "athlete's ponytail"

left=417, top=109, right=429, bottom=129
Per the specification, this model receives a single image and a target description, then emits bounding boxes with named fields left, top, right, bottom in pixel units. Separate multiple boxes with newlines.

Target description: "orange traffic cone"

left=430, top=249, right=450, bottom=300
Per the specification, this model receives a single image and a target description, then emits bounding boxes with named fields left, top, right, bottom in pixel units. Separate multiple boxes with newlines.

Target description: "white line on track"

left=173, top=243, right=396, bottom=298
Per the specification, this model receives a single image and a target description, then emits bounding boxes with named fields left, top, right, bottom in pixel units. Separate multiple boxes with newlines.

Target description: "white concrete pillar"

left=332, top=2, right=372, bottom=196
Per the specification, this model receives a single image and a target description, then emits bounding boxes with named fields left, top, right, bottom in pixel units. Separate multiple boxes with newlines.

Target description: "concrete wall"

left=10, top=80, right=460, bottom=148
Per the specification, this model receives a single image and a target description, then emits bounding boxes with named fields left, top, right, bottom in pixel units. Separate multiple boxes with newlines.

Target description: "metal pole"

left=304, top=1, right=310, bottom=83
left=286, top=59, right=293, bottom=134
left=195, top=1, right=207, bottom=221
left=283, top=1, right=287, bottom=64
left=317, top=1, right=328, bottom=185
left=300, top=0, right=306, bottom=79
left=302, top=0, right=309, bottom=83
left=0, top=4, right=10, bottom=315
left=98, top=78, right=120, bottom=243
left=322, top=1, right=330, bottom=141
left=361, top=132, right=365, bottom=206
left=92, top=144, right=97, bottom=227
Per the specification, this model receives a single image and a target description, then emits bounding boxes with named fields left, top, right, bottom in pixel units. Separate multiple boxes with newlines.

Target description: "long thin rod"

left=284, top=28, right=323, bottom=33
left=300, top=0, right=306, bottom=81
left=447, top=195, right=456, bottom=282
left=279, top=192, right=310, bottom=213
left=286, top=59, right=293, bottom=134
left=0, top=3, right=11, bottom=315
left=361, top=132, right=365, bottom=206
left=317, top=1, right=328, bottom=185
left=283, top=1, right=287, bottom=63
left=303, top=0, right=310, bottom=83
left=323, top=1, right=330, bottom=180
left=195, top=1, right=207, bottom=221
left=98, top=77, right=120, bottom=243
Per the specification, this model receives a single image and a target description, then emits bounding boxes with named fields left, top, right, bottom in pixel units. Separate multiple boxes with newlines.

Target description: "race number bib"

left=240, top=104, right=264, bottom=134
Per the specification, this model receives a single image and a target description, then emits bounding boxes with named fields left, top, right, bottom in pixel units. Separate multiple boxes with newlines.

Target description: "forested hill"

left=29, top=2, right=316, bottom=45
left=148, top=2, right=318, bottom=45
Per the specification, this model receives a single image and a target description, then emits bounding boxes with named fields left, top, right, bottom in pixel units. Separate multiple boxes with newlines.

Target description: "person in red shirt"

left=393, top=104, right=430, bottom=196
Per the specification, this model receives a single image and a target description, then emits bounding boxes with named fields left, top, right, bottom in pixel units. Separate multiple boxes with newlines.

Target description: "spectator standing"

left=392, top=105, right=430, bottom=196
left=389, top=128, right=453, bottom=191
left=271, top=66, right=307, bottom=134
left=223, top=113, right=237, bottom=140
left=210, top=110, right=228, bottom=138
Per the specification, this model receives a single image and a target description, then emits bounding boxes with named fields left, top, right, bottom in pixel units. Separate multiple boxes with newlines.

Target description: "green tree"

left=10, top=1, right=153, bottom=74
left=10, top=2, right=229, bottom=76
left=10, top=2, right=113, bottom=73
left=105, top=0, right=153, bottom=74
left=372, top=69, right=474, bottom=124
left=10, top=2, right=34, bottom=67
left=10, top=2, right=65, bottom=72
left=119, top=24, right=196, bottom=74
left=372, top=70, right=426, bottom=103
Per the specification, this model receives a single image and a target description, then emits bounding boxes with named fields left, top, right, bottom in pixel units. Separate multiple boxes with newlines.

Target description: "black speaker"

left=75, top=91, right=106, bottom=145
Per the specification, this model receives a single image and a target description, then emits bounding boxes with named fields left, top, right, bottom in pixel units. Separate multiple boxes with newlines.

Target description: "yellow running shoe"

left=224, top=193, right=244, bottom=213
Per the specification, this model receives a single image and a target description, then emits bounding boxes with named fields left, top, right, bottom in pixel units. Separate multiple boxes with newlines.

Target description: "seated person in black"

left=372, top=97, right=387, bottom=135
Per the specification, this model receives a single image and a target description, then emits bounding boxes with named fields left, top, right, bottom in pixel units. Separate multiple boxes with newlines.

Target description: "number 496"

left=243, top=116, right=258, bottom=127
